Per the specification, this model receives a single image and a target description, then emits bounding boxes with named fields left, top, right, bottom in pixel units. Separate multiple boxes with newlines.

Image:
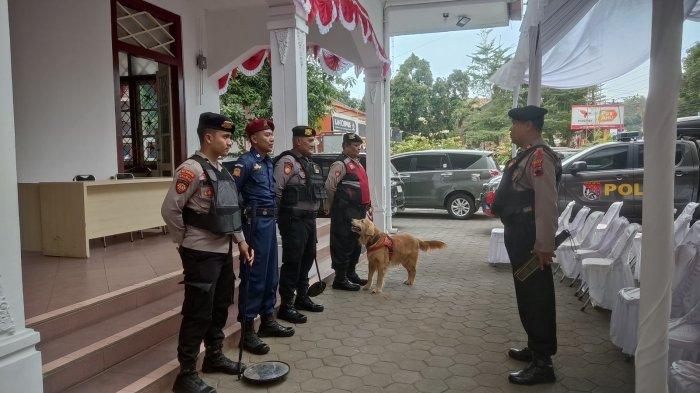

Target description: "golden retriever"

left=350, top=218, right=446, bottom=293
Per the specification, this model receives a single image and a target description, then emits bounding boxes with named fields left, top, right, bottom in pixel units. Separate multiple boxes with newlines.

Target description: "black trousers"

left=177, top=246, right=234, bottom=369
left=503, top=220, right=558, bottom=357
left=278, top=214, right=317, bottom=302
left=330, top=202, right=365, bottom=274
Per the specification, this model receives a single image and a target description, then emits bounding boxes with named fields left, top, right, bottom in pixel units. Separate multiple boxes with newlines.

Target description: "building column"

left=0, top=1, right=43, bottom=391
left=364, top=66, right=389, bottom=232
left=267, top=4, right=308, bottom=154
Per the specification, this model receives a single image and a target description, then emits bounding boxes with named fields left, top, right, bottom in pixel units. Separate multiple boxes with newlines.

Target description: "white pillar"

left=636, top=1, right=683, bottom=392
left=0, top=1, right=43, bottom=391
left=526, top=25, right=542, bottom=106
left=383, top=26, right=394, bottom=232
left=268, top=5, right=309, bottom=154
left=365, top=66, right=388, bottom=232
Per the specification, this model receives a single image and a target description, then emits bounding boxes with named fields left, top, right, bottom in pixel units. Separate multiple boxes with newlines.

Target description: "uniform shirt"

left=509, top=138, right=559, bottom=252
left=161, top=151, right=245, bottom=253
left=273, top=152, right=320, bottom=211
left=232, top=147, right=276, bottom=208
left=324, top=155, right=363, bottom=212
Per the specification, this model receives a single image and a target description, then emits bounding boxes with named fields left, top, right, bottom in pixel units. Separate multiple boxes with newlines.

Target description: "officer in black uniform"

left=325, top=133, right=372, bottom=291
left=491, top=105, right=561, bottom=385
left=161, top=112, right=253, bottom=393
left=273, top=125, right=327, bottom=324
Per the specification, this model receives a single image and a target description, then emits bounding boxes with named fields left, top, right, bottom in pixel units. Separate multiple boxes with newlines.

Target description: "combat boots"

left=258, top=314, right=295, bottom=337
left=294, top=295, right=324, bottom=312
left=241, top=320, right=270, bottom=355
left=201, top=346, right=245, bottom=375
left=508, top=353, right=556, bottom=385
left=172, top=368, right=215, bottom=393
left=277, top=298, right=307, bottom=324
left=346, top=270, right=368, bottom=286
left=507, top=347, right=533, bottom=362
left=332, top=269, right=360, bottom=291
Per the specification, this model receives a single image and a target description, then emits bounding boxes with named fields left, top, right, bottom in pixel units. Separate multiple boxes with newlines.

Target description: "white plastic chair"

left=581, top=223, right=640, bottom=310
left=610, top=244, right=697, bottom=355
left=675, top=213, right=694, bottom=247
left=573, top=217, right=629, bottom=283
left=681, top=221, right=700, bottom=246
left=672, top=245, right=700, bottom=319
left=679, top=202, right=699, bottom=218
left=669, top=361, right=700, bottom=393
left=556, top=201, right=575, bottom=234
left=488, top=228, right=509, bottom=265
left=567, top=206, right=591, bottom=237
left=589, top=201, right=623, bottom=245
left=557, top=211, right=604, bottom=279
left=669, top=300, right=700, bottom=365
left=633, top=213, right=694, bottom=281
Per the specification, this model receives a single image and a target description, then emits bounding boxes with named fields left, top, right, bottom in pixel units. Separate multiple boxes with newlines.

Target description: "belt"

left=243, top=207, right=278, bottom=218
left=279, top=208, right=317, bottom=219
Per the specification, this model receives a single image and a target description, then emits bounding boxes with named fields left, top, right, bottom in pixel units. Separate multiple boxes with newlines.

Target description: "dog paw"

left=362, top=285, right=371, bottom=291
left=372, top=288, right=382, bottom=294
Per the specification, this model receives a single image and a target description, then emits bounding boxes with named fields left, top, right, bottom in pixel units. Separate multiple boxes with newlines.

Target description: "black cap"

left=507, top=105, right=548, bottom=121
left=343, top=132, right=362, bottom=144
left=292, top=125, right=316, bottom=137
left=197, top=112, right=234, bottom=137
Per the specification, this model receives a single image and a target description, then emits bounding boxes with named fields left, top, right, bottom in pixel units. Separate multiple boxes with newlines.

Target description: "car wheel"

left=447, top=194, right=475, bottom=219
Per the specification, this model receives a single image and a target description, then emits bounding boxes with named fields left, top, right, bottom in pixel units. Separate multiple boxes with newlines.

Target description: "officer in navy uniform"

left=161, top=112, right=253, bottom=393
left=273, top=126, right=327, bottom=324
left=491, top=105, right=561, bottom=385
left=324, top=132, right=371, bottom=291
left=232, top=118, right=294, bottom=356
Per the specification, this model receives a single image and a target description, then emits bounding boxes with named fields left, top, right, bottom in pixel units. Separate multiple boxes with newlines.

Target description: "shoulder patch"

left=233, top=167, right=241, bottom=177
left=531, top=148, right=544, bottom=177
left=178, top=168, right=196, bottom=183
left=175, top=180, right=189, bottom=194
left=335, top=170, right=341, bottom=178
left=284, top=162, right=293, bottom=175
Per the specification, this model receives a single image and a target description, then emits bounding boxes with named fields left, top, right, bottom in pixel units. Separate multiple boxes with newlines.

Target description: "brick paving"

left=211, top=211, right=634, bottom=392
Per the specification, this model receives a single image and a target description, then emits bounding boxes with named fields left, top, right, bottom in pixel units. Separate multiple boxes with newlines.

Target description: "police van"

left=483, top=116, right=700, bottom=222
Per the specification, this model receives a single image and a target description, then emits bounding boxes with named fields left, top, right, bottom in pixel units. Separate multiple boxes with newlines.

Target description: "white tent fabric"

left=491, top=0, right=700, bottom=90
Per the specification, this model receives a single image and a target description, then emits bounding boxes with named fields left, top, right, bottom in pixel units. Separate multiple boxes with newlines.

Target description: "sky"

left=343, top=19, right=700, bottom=103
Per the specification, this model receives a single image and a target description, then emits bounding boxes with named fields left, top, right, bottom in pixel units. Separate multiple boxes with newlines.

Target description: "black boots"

left=172, top=368, right=216, bottom=393
left=258, top=314, right=295, bottom=338
left=201, top=346, right=245, bottom=375
left=295, top=295, right=324, bottom=312
left=508, top=353, right=556, bottom=385
left=347, top=270, right=368, bottom=286
left=277, top=301, right=307, bottom=324
left=241, top=320, right=270, bottom=355
left=332, top=269, right=361, bottom=291
left=507, top=347, right=533, bottom=362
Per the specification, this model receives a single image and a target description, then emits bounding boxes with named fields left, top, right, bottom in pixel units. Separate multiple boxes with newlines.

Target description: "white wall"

left=9, top=0, right=220, bottom=183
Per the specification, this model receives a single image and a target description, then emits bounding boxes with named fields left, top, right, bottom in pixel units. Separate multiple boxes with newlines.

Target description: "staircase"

left=28, top=219, right=336, bottom=393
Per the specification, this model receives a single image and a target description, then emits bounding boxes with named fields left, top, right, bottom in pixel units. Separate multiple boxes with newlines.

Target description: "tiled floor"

left=202, top=211, right=635, bottom=393
left=22, top=230, right=181, bottom=318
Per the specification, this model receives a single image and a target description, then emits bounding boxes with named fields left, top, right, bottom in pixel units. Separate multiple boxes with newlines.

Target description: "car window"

left=414, top=154, right=449, bottom=171
left=448, top=153, right=481, bottom=170
left=580, top=146, right=629, bottom=171
left=637, top=144, right=686, bottom=168
left=392, top=156, right=413, bottom=172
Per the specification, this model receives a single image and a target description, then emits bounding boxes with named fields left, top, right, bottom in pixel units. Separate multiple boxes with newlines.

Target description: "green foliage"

left=622, top=95, right=646, bottom=131
left=679, top=42, right=700, bottom=117
left=390, top=54, right=434, bottom=135
left=390, top=135, right=462, bottom=155
left=466, top=30, right=511, bottom=98
left=307, top=60, right=355, bottom=129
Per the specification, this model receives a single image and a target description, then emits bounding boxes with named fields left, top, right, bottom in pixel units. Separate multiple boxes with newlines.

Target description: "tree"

left=390, top=54, right=433, bottom=135
left=622, top=95, right=646, bottom=131
left=678, top=42, right=700, bottom=117
left=466, top=30, right=511, bottom=98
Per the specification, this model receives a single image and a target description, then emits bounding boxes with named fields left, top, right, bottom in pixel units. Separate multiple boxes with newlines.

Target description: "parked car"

left=390, top=150, right=501, bottom=219
left=480, top=116, right=700, bottom=222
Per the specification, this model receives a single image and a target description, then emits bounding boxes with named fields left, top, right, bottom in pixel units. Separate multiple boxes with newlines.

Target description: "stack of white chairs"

left=589, top=201, right=623, bottom=245
left=610, top=244, right=698, bottom=355
left=556, top=211, right=604, bottom=279
left=556, top=201, right=575, bottom=235
left=563, top=217, right=629, bottom=283
left=566, top=206, right=591, bottom=237
left=682, top=221, right=700, bottom=246
left=580, top=222, right=640, bottom=310
left=669, top=300, right=700, bottom=365
left=679, top=202, right=699, bottom=219
left=669, top=360, right=700, bottom=393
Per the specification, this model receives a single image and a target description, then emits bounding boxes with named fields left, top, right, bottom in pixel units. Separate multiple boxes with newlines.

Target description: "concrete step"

left=40, top=220, right=332, bottom=392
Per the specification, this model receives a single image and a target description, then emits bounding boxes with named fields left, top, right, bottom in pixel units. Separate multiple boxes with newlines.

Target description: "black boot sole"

left=508, top=350, right=533, bottom=362
left=508, top=374, right=556, bottom=385
left=277, top=314, right=308, bottom=324
left=294, top=304, right=324, bottom=313
left=258, top=329, right=295, bottom=338
left=242, top=344, right=270, bottom=355
left=332, top=283, right=361, bottom=291
left=201, top=363, right=246, bottom=375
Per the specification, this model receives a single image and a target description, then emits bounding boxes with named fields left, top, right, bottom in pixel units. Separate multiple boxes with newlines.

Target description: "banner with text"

left=571, top=104, right=624, bottom=130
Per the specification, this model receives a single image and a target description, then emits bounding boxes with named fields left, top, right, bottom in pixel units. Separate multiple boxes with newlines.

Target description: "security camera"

left=442, top=12, right=449, bottom=19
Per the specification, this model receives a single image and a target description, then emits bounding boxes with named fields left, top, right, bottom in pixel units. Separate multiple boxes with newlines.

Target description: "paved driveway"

left=213, top=211, right=634, bottom=392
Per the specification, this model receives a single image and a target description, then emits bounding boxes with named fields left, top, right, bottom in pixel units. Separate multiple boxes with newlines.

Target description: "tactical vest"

left=491, top=145, right=562, bottom=224
left=335, top=154, right=371, bottom=205
left=273, top=150, right=327, bottom=208
left=182, top=154, right=242, bottom=235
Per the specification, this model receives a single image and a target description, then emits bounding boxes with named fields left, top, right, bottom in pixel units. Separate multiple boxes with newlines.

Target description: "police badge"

left=582, top=181, right=602, bottom=201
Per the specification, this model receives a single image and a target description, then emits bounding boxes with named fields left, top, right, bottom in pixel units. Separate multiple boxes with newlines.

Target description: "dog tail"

left=418, top=240, right=447, bottom=251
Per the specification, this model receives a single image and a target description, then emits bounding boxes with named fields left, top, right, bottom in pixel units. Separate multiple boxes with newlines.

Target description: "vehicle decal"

left=604, top=183, right=643, bottom=197
left=582, top=182, right=602, bottom=201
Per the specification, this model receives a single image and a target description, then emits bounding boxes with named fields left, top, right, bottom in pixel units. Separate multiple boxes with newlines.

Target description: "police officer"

left=161, top=112, right=253, bottom=393
left=273, top=126, right=327, bottom=324
left=232, top=118, right=294, bottom=355
left=491, top=105, right=561, bottom=385
left=325, top=132, right=371, bottom=291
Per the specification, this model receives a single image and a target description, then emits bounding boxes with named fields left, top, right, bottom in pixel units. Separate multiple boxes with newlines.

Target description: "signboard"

left=332, top=116, right=357, bottom=133
left=571, top=104, right=624, bottom=130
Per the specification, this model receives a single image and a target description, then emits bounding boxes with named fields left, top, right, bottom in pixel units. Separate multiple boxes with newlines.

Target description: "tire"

left=446, top=194, right=475, bottom=219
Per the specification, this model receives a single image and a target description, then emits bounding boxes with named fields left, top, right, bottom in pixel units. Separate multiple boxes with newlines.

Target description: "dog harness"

left=366, top=234, right=394, bottom=260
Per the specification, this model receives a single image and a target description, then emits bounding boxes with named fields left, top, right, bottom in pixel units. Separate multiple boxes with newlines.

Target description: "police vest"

left=491, top=145, right=562, bottom=223
left=273, top=150, right=327, bottom=208
left=335, top=155, right=371, bottom=205
left=182, top=155, right=242, bottom=235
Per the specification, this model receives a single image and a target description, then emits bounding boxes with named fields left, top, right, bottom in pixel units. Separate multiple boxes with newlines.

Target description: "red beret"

left=245, top=118, right=275, bottom=137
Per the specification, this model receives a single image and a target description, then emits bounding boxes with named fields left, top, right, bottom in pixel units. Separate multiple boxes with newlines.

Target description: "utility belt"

left=335, top=198, right=371, bottom=211
left=243, top=206, right=278, bottom=219
left=500, top=206, right=535, bottom=227
left=279, top=207, right=317, bottom=219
